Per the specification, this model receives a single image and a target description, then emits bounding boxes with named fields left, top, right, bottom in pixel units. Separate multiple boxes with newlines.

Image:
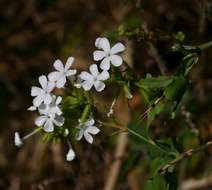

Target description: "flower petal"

left=89, top=64, right=99, bottom=76
left=98, top=37, right=110, bottom=52
left=43, top=119, right=54, bottom=132
left=35, top=116, right=47, bottom=126
left=86, top=126, right=100, bottom=135
left=82, top=81, right=93, bottom=91
left=47, top=81, right=55, bottom=92
left=28, top=106, right=37, bottom=111
left=110, top=55, right=123, bottom=67
left=14, top=132, right=23, bottom=147
left=53, top=59, right=64, bottom=72
left=33, top=94, right=44, bottom=107
left=39, top=75, right=48, bottom=89
left=53, top=115, right=64, bottom=126
left=110, top=43, right=125, bottom=54
left=100, top=57, right=111, bottom=70
left=84, top=118, right=95, bottom=126
left=93, top=50, right=106, bottom=61
left=84, top=132, right=93, bottom=144
left=80, top=72, right=92, bottom=81
left=65, top=57, right=74, bottom=71
left=94, top=81, right=105, bottom=92
left=95, top=37, right=102, bottom=48
left=97, top=71, right=109, bottom=81
left=31, top=87, right=43, bottom=97
left=76, top=129, right=84, bottom=141
left=66, top=69, right=77, bottom=77
left=48, top=71, right=61, bottom=82
left=56, top=76, right=66, bottom=88
left=66, top=148, right=75, bottom=161
left=44, top=93, right=52, bottom=105
left=55, top=96, right=62, bottom=105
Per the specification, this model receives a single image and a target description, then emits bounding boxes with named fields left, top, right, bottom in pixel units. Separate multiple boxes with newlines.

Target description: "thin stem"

left=127, top=128, right=169, bottom=155
left=102, top=121, right=169, bottom=155
left=23, top=127, right=42, bottom=141
left=160, top=141, right=212, bottom=172
left=198, top=41, right=212, bottom=50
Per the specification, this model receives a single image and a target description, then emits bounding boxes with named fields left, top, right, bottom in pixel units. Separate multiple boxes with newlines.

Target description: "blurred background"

left=0, top=0, right=212, bottom=189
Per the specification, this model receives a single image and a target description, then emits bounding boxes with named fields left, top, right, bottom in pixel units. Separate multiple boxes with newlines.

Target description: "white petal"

left=95, top=37, right=102, bottom=48
left=44, top=93, right=52, bottom=105
left=46, top=81, right=55, bottom=92
left=66, top=148, right=75, bottom=161
left=94, top=81, right=105, bottom=92
left=84, top=132, right=93, bottom=144
left=110, top=55, right=123, bottom=67
left=65, top=129, right=69, bottom=136
left=65, top=57, right=74, bottom=71
left=53, top=59, right=64, bottom=72
left=31, top=87, right=42, bottom=97
left=28, top=106, right=37, bottom=111
left=39, top=75, right=48, bottom=89
left=89, top=64, right=99, bottom=76
left=97, top=71, right=109, bottom=81
left=80, top=72, right=92, bottom=81
left=14, top=132, right=23, bottom=147
left=66, top=69, right=77, bottom=77
left=43, top=120, right=54, bottom=132
left=98, top=37, right=110, bottom=52
left=110, top=43, right=125, bottom=54
left=86, top=126, right=100, bottom=135
left=93, top=50, right=106, bottom=61
left=48, top=72, right=61, bottom=82
left=53, top=115, right=64, bottom=126
left=56, top=76, right=66, bottom=88
left=35, top=116, right=47, bottom=126
left=76, top=129, right=84, bottom=141
left=33, top=94, right=44, bottom=107
left=100, top=57, right=110, bottom=70
left=85, top=118, right=95, bottom=126
left=82, top=81, right=93, bottom=91
left=55, top=96, right=62, bottom=105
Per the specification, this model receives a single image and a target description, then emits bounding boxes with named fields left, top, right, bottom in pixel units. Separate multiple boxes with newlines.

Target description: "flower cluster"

left=14, top=37, right=125, bottom=161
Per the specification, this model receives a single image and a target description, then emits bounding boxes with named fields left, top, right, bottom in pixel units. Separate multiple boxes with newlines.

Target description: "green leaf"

left=164, top=76, right=187, bottom=110
left=147, top=100, right=165, bottom=126
left=137, top=75, right=174, bottom=89
left=144, top=174, right=169, bottom=190
left=177, top=53, right=199, bottom=76
left=150, top=157, right=166, bottom=177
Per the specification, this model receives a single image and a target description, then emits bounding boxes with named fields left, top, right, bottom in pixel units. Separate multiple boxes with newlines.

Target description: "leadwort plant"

left=14, top=35, right=212, bottom=188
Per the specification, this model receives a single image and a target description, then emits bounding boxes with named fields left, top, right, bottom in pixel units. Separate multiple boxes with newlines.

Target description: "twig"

left=160, top=141, right=212, bottom=172
left=180, top=174, right=212, bottom=190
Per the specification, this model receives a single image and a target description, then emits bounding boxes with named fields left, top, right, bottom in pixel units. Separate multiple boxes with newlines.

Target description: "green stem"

left=102, top=121, right=170, bottom=155
left=127, top=128, right=169, bottom=155
left=80, top=104, right=90, bottom=123
left=198, top=41, right=212, bottom=50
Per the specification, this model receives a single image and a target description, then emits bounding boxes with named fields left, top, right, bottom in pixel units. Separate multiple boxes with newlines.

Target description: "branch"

left=160, top=141, right=212, bottom=172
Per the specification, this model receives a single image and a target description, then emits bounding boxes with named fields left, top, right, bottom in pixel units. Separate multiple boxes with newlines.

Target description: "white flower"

left=35, top=104, right=64, bottom=133
left=80, top=64, right=109, bottom=92
left=66, top=148, right=76, bottom=161
left=14, top=132, right=23, bottom=147
left=76, top=118, right=100, bottom=144
left=38, top=95, right=63, bottom=116
left=31, top=75, right=55, bottom=107
left=93, top=37, right=125, bottom=70
left=48, top=57, right=77, bottom=88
